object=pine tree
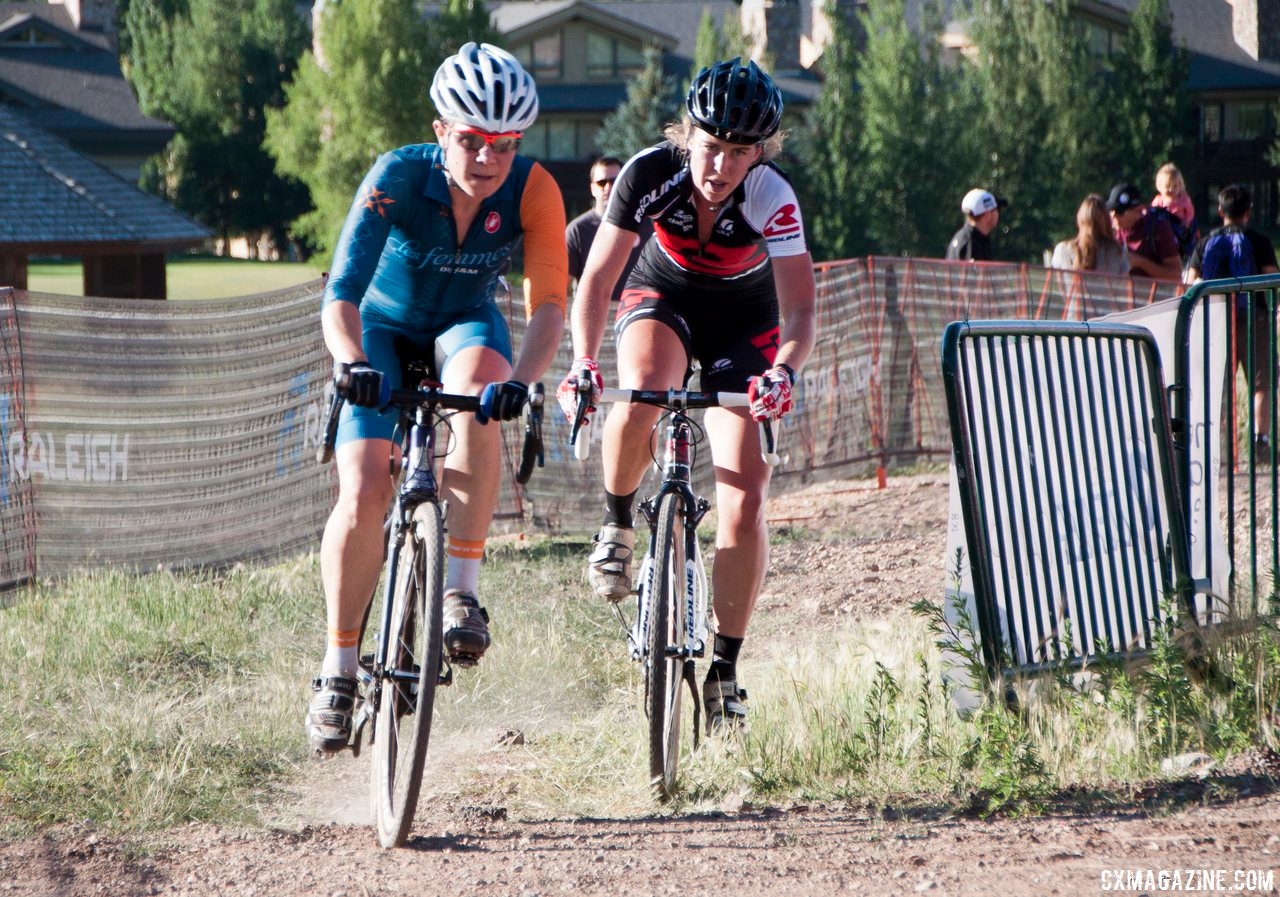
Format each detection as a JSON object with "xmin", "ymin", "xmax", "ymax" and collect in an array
[
  {"xmin": 594, "ymin": 45, "xmax": 680, "ymax": 159},
  {"xmin": 1106, "ymin": 0, "xmax": 1191, "ymax": 187},
  {"xmin": 966, "ymin": 0, "xmax": 1103, "ymax": 260},
  {"xmin": 691, "ymin": 8, "xmax": 725, "ymax": 79},
  {"xmin": 792, "ymin": 5, "xmax": 867, "ymax": 262},
  {"xmin": 856, "ymin": 0, "xmax": 980, "ymax": 256}
]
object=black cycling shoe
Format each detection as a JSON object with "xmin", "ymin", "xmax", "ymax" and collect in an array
[
  {"xmin": 443, "ymin": 591, "xmax": 491, "ymax": 667},
  {"xmin": 305, "ymin": 675, "xmax": 360, "ymax": 754},
  {"xmin": 703, "ymin": 677, "xmax": 749, "ymax": 734}
]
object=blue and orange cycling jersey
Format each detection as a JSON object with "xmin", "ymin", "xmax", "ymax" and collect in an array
[{"xmin": 322, "ymin": 142, "xmax": 567, "ymax": 330}]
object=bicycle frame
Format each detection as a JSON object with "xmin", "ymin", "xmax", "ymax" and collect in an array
[
  {"xmin": 356, "ymin": 400, "xmax": 452, "ymax": 749},
  {"xmin": 632, "ymin": 393, "xmax": 711, "ymax": 667}
]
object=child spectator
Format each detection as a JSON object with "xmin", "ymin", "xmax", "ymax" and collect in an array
[
  {"xmin": 1050, "ymin": 194, "xmax": 1129, "ymax": 274},
  {"xmin": 1152, "ymin": 162, "xmax": 1195, "ymax": 230}
]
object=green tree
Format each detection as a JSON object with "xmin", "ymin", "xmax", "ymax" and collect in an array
[
  {"xmin": 690, "ymin": 7, "xmax": 754, "ymax": 78},
  {"xmin": 1105, "ymin": 0, "xmax": 1191, "ymax": 187},
  {"xmin": 791, "ymin": 5, "xmax": 867, "ymax": 262},
  {"xmin": 595, "ymin": 44, "xmax": 680, "ymax": 159},
  {"xmin": 856, "ymin": 0, "xmax": 980, "ymax": 256},
  {"xmin": 265, "ymin": 0, "xmax": 497, "ymax": 257},
  {"xmin": 691, "ymin": 8, "xmax": 725, "ymax": 79},
  {"xmin": 966, "ymin": 0, "xmax": 1104, "ymax": 260},
  {"xmin": 122, "ymin": 0, "xmax": 311, "ymax": 253}
]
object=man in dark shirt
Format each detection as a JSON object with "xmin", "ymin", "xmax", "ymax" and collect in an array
[
  {"xmin": 1185, "ymin": 184, "xmax": 1280, "ymax": 450},
  {"xmin": 946, "ymin": 188, "xmax": 1006, "ymax": 261},
  {"xmin": 564, "ymin": 156, "xmax": 651, "ymax": 302},
  {"xmin": 1107, "ymin": 183, "xmax": 1182, "ymax": 281}
]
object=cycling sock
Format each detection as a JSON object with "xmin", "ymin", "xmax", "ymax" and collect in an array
[
  {"xmin": 321, "ymin": 627, "xmax": 361, "ymax": 678},
  {"xmin": 445, "ymin": 537, "xmax": 485, "ymax": 595},
  {"xmin": 707, "ymin": 634, "xmax": 744, "ymax": 685},
  {"xmin": 603, "ymin": 489, "xmax": 637, "ymax": 528}
]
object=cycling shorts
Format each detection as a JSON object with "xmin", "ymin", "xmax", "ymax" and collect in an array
[
  {"xmin": 336, "ymin": 301, "xmax": 512, "ymax": 447},
  {"xmin": 613, "ymin": 286, "xmax": 780, "ymax": 393}
]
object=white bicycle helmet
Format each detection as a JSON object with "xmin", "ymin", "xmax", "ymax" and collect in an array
[{"xmin": 430, "ymin": 42, "xmax": 539, "ymax": 133}]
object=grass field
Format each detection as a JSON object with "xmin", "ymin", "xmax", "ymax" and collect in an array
[
  {"xmin": 27, "ymin": 256, "xmax": 325, "ymax": 300},
  {"xmin": 1, "ymin": 531, "xmax": 1277, "ymax": 837}
]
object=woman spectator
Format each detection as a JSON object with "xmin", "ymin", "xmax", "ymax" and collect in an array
[{"xmin": 1050, "ymin": 194, "xmax": 1129, "ymax": 275}]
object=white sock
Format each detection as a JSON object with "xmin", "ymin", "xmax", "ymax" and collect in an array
[
  {"xmin": 445, "ymin": 537, "xmax": 484, "ymax": 595},
  {"xmin": 320, "ymin": 627, "xmax": 360, "ymax": 678}
]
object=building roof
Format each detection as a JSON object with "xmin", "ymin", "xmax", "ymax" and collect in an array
[
  {"xmin": 492, "ymin": 0, "xmax": 735, "ymax": 60},
  {"xmin": 1167, "ymin": 0, "xmax": 1280, "ymax": 89},
  {"xmin": 0, "ymin": 104, "xmax": 208, "ymax": 251},
  {"xmin": 0, "ymin": 2, "xmax": 174, "ymax": 150}
]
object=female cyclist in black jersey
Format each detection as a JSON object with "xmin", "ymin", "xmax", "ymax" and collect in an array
[{"xmin": 557, "ymin": 59, "xmax": 817, "ymax": 731}]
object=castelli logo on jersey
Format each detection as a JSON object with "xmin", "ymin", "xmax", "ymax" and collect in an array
[
  {"xmin": 484, "ymin": 211, "xmax": 501, "ymax": 233},
  {"xmin": 763, "ymin": 203, "xmax": 800, "ymax": 237}
]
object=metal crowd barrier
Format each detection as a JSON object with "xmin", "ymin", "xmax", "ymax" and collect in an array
[
  {"xmin": 942, "ymin": 321, "xmax": 1195, "ymax": 682},
  {"xmin": 1174, "ymin": 273, "xmax": 1280, "ymax": 619}
]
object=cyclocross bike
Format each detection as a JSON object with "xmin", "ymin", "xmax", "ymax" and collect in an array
[
  {"xmin": 318, "ymin": 365, "xmax": 544, "ymax": 847},
  {"xmin": 570, "ymin": 383, "xmax": 778, "ymax": 799}
]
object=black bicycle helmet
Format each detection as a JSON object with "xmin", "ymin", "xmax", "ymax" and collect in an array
[{"xmin": 686, "ymin": 58, "xmax": 783, "ymax": 145}]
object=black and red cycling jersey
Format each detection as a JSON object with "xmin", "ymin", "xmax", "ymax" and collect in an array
[{"xmin": 603, "ymin": 141, "xmax": 808, "ymax": 300}]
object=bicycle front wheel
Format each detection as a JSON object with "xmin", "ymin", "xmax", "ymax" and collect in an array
[
  {"xmin": 647, "ymin": 491, "xmax": 688, "ymax": 800},
  {"xmin": 371, "ymin": 501, "xmax": 445, "ymax": 848}
]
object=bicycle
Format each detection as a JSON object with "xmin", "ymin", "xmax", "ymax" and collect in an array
[
  {"xmin": 570, "ymin": 384, "xmax": 778, "ymax": 800},
  {"xmin": 317, "ymin": 364, "xmax": 544, "ymax": 847}
]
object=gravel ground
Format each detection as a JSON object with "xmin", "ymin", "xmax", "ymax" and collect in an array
[{"xmin": 5, "ymin": 473, "xmax": 1278, "ymax": 897}]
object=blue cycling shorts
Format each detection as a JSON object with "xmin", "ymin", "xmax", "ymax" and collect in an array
[{"xmin": 336, "ymin": 301, "xmax": 512, "ymax": 447}]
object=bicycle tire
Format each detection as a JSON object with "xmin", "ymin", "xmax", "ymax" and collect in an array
[
  {"xmin": 371, "ymin": 500, "xmax": 445, "ymax": 848},
  {"xmin": 647, "ymin": 491, "xmax": 687, "ymax": 800}
]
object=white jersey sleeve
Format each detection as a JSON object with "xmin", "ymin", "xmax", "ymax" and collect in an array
[{"xmin": 740, "ymin": 165, "xmax": 809, "ymax": 259}]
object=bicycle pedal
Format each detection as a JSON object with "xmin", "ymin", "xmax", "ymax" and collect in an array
[{"xmin": 447, "ymin": 651, "xmax": 481, "ymax": 669}]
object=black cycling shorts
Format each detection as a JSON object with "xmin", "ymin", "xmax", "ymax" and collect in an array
[{"xmin": 613, "ymin": 285, "xmax": 780, "ymax": 393}]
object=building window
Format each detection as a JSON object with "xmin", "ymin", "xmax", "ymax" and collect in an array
[
  {"xmin": 521, "ymin": 120, "xmax": 581, "ymax": 161},
  {"xmin": 586, "ymin": 30, "xmax": 645, "ymax": 80},
  {"xmin": 514, "ymin": 32, "xmax": 562, "ymax": 82},
  {"xmin": 1202, "ymin": 103, "xmax": 1222, "ymax": 144},
  {"xmin": 1224, "ymin": 101, "xmax": 1269, "ymax": 142},
  {"xmin": 1083, "ymin": 22, "xmax": 1117, "ymax": 58},
  {"xmin": 0, "ymin": 27, "xmax": 64, "ymax": 47}
]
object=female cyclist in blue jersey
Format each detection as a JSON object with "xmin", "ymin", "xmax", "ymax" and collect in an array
[
  {"xmin": 557, "ymin": 59, "xmax": 817, "ymax": 731},
  {"xmin": 306, "ymin": 43, "xmax": 569, "ymax": 754}
]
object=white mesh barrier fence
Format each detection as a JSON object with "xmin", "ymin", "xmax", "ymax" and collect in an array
[{"xmin": 0, "ymin": 260, "xmax": 1179, "ymax": 587}]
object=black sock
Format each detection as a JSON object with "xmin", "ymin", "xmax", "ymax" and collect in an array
[
  {"xmin": 707, "ymin": 634, "xmax": 743, "ymax": 684},
  {"xmin": 603, "ymin": 489, "xmax": 637, "ymax": 528}
]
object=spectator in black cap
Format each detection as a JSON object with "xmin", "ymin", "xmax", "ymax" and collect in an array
[
  {"xmin": 946, "ymin": 188, "xmax": 1007, "ymax": 261},
  {"xmin": 1107, "ymin": 182, "xmax": 1182, "ymax": 281}
]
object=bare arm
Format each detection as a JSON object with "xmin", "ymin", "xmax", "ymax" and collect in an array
[
  {"xmin": 321, "ymin": 301, "xmax": 367, "ymax": 364},
  {"xmin": 771, "ymin": 253, "xmax": 817, "ymax": 373},
  {"xmin": 1131, "ymin": 252, "xmax": 1183, "ymax": 282},
  {"xmin": 511, "ymin": 302, "xmax": 565, "ymax": 386},
  {"xmin": 570, "ymin": 221, "xmax": 638, "ymax": 358}
]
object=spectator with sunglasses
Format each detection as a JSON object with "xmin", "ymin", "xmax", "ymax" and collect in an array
[
  {"xmin": 305, "ymin": 42, "xmax": 568, "ymax": 754},
  {"xmin": 558, "ymin": 59, "xmax": 816, "ymax": 734},
  {"xmin": 565, "ymin": 156, "xmax": 653, "ymax": 304}
]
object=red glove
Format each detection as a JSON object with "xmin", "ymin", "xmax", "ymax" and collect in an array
[
  {"xmin": 747, "ymin": 365, "xmax": 794, "ymax": 421},
  {"xmin": 557, "ymin": 356, "xmax": 604, "ymax": 423}
]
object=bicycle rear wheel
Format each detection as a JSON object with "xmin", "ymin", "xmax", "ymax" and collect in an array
[
  {"xmin": 371, "ymin": 501, "xmax": 445, "ymax": 848},
  {"xmin": 647, "ymin": 491, "xmax": 688, "ymax": 800}
]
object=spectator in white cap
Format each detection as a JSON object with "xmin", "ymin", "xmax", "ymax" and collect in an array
[{"xmin": 946, "ymin": 188, "xmax": 1007, "ymax": 261}]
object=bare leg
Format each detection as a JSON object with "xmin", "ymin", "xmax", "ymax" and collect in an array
[
  {"xmin": 704, "ymin": 406, "xmax": 772, "ymax": 638},
  {"xmin": 439, "ymin": 346, "xmax": 512, "ymax": 543},
  {"xmin": 321, "ymin": 438, "xmax": 396, "ymax": 634},
  {"xmin": 602, "ymin": 320, "xmax": 687, "ymax": 494}
]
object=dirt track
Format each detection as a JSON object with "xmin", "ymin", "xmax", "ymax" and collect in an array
[{"xmin": 5, "ymin": 475, "xmax": 1278, "ymax": 897}]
